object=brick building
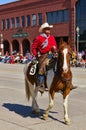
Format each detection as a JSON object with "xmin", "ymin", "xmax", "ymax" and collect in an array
[{"xmin": 0, "ymin": 0, "xmax": 85, "ymax": 55}]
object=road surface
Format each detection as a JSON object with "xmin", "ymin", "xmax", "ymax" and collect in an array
[{"xmin": 0, "ymin": 63, "xmax": 86, "ymax": 130}]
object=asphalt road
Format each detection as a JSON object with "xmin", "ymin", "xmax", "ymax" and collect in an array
[{"xmin": 0, "ymin": 63, "xmax": 86, "ymax": 130}]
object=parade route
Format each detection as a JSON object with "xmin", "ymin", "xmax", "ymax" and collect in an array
[{"xmin": 0, "ymin": 63, "xmax": 86, "ymax": 130}]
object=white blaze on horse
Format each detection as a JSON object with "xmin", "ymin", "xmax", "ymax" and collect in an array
[{"xmin": 24, "ymin": 38, "xmax": 74, "ymax": 125}]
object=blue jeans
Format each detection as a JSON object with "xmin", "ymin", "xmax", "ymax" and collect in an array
[{"xmin": 38, "ymin": 75, "xmax": 44, "ymax": 86}]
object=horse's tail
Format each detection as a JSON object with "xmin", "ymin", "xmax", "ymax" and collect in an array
[
  {"xmin": 25, "ymin": 77, "xmax": 31, "ymax": 101},
  {"xmin": 24, "ymin": 63, "xmax": 31, "ymax": 101}
]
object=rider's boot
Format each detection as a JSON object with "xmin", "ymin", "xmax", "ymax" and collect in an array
[
  {"xmin": 38, "ymin": 85, "xmax": 45, "ymax": 94},
  {"xmin": 70, "ymin": 84, "xmax": 77, "ymax": 90}
]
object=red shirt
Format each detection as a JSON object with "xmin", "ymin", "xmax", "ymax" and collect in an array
[{"xmin": 32, "ymin": 34, "xmax": 58, "ymax": 56}]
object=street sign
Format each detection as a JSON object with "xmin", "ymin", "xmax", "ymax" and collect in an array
[{"xmin": 12, "ymin": 32, "xmax": 28, "ymax": 38}]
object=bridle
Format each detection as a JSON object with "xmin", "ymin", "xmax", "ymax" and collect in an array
[{"xmin": 60, "ymin": 72, "xmax": 72, "ymax": 84}]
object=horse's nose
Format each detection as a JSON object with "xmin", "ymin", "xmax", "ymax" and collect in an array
[{"xmin": 63, "ymin": 67, "xmax": 68, "ymax": 73}]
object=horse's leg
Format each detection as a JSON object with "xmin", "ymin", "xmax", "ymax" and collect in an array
[
  {"xmin": 63, "ymin": 89, "xmax": 71, "ymax": 125},
  {"xmin": 43, "ymin": 90, "xmax": 55, "ymax": 120},
  {"xmin": 26, "ymin": 79, "xmax": 40, "ymax": 114},
  {"xmin": 32, "ymin": 86, "xmax": 40, "ymax": 114}
]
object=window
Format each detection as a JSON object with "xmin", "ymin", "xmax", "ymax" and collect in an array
[
  {"xmin": 6, "ymin": 19, "xmax": 10, "ymax": 29},
  {"xmin": 63, "ymin": 9, "xmax": 68, "ymax": 22},
  {"xmin": 32, "ymin": 14, "xmax": 36, "ymax": 26},
  {"xmin": 46, "ymin": 12, "xmax": 52, "ymax": 24},
  {"xmin": 21, "ymin": 16, "xmax": 25, "ymax": 27},
  {"xmin": 76, "ymin": 0, "xmax": 86, "ymax": 41},
  {"xmin": 16, "ymin": 17, "xmax": 20, "ymax": 28},
  {"xmin": 2, "ymin": 19, "xmax": 5, "ymax": 30},
  {"xmin": 57, "ymin": 11, "xmax": 63, "ymax": 23},
  {"xmin": 46, "ymin": 9, "xmax": 69, "ymax": 24},
  {"xmin": 27, "ymin": 15, "xmax": 30, "ymax": 26},
  {"xmin": 38, "ymin": 13, "xmax": 42, "ymax": 25},
  {"xmin": 11, "ymin": 18, "xmax": 15, "ymax": 29}
]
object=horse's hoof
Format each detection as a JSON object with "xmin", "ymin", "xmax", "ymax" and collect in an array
[
  {"xmin": 65, "ymin": 119, "xmax": 71, "ymax": 125},
  {"xmin": 32, "ymin": 110, "xmax": 40, "ymax": 115},
  {"xmin": 43, "ymin": 113, "xmax": 48, "ymax": 120}
]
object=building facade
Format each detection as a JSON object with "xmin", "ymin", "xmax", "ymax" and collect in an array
[{"xmin": 0, "ymin": 0, "xmax": 85, "ymax": 55}]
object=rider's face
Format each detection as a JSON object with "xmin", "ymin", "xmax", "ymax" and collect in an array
[{"xmin": 43, "ymin": 28, "xmax": 51, "ymax": 35}]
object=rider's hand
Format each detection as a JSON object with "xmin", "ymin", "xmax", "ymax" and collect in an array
[
  {"xmin": 53, "ymin": 52, "xmax": 58, "ymax": 58},
  {"xmin": 37, "ymin": 52, "xmax": 41, "ymax": 58},
  {"xmin": 47, "ymin": 53, "xmax": 52, "ymax": 59}
]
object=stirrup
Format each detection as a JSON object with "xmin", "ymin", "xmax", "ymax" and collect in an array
[{"xmin": 38, "ymin": 86, "xmax": 45, "ymax": 94}]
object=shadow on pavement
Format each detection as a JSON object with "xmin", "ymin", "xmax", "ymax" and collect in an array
[
  {"xmin": 2, "ymin": 103, "xmax": 64, "ymax": 124},
  {"xmin": 2, "ymin": 103, "xmax": 41, "ymax": 118}
]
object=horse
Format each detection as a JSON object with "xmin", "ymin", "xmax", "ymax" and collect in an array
[
  {"xmin": 43, "ymin": 39, "xmax": 72, "ymax": 125},
  {"xmin": 24, "ymin": 52, "xmax": 56, "ymax": 113},
  {"xmin": 24, "ymin": 38, "xmax": 73, "ymax": 125}
]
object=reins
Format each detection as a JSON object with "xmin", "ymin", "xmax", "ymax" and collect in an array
[{"xmin": 60, "ymin": 73, "xmax": 72, "ymax": 84}]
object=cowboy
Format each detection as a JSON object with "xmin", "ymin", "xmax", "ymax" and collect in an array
[
  {"xmin": 32, "ymin": 22, "xmax": 58, "ymax": 93},
  {"xmin": 32, "ymin": 23, "xmax": 77, "ymax": 94}
]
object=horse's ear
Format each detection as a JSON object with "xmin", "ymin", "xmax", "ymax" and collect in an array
[
  {"xmin": 68, "ymin": 38, "xmax": 72, "ymax": 52},
  {"xmin": 60, "ymin": 37, "xmax": 63, "ymax": 44},
  {"xmin": 68, "ymin": 38, "xmax": 71, "ymax": 45},
  {"xmin": 59, "ymin": 37, "xmax": 63, "ymax": 47}
]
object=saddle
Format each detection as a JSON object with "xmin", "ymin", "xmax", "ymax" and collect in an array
[
  {"xmin": 46, "ymin": 57, "xmax": 57, "ymax": 71},
  {"xmin": 29, "ymin": 57, "xmax": 57, "ymax": 75}
]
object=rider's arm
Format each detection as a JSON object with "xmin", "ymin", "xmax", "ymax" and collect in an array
[
  {"xmin": 32, "ymin": 37, "xmax": 39, "ymax": 57},
  {"xmin": 52, "ymin": 36, "xmax": 58, "ymax": 50}
]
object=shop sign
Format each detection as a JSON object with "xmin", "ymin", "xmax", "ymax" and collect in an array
[{"xmin": 12, "ymin": 32, "xmax": 28, "ymax": 38}]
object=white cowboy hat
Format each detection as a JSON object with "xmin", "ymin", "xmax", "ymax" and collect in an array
[{"xmin": 39, "ymin": 22, "xmax": 53, "ymax": 33}]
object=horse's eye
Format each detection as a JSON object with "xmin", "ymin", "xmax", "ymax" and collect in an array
[{"xmin": 68, "ymin": 52, "xmax": 72, "ymax": 55}]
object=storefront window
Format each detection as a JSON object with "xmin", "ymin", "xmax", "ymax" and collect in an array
[
  {"xmin": 21, "ymin": 16, "xmax": 25, "ymax": 27},
  {"xmin": 6, "ymin": 19, "xmax": 10, "ymax": 29},
  {"xmin": 76, "ymin": 0, "xmax": 86, "ymax": 50},
  {"xmin": 27, "ymin": 15, "xmax": 30, "ymax": 27},
  {"xmin": 38, "ymin": 13, "xmax": 42, "ymax": 25},
  {"xmin": 32, "ymin": 14, "xmax": 36, "ymax": 26},
  {"xmin": 16, "ymin": 17, "xmax": 20, "ymax": 28},
  {"xmin": 46, "ymin": 9, "xmax": 68, "ymax": 24},
  {"xmin": 11, "ymin": 18, "xmax": 15, "ymax": 29},
  {"xmin": 2, "ymin": 19, "xmax": 5, "ymax": 30}
]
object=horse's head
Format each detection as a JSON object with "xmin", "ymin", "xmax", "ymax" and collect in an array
[{"xmin": 58, "ymin": 38, "xmax": 72, "ymax": 73}]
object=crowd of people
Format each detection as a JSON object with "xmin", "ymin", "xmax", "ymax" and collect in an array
[
  {"xmin": 0, "ymin": 51, "xmax": 35, "ymax": 64},
  {"xmin": 0, "ymin": 49, "xmax": 86, "ymax": 68},
  {"xmin": 71, "ymin": 49, "xmax": 86, "ymax": 68}
]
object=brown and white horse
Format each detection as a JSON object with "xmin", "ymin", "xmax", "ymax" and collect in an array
[
  {"xmin": 24, "ymin": 55, "xmax": 54, "ymax": 113},
  {"xmin": 24, "ymin": 39, "xmax": 73, "ymax": 125},
  {"xmin": 43, "ymin": 39, "xmax": 72, "ymax": 124}
]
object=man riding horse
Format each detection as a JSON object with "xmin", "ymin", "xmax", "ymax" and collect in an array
[{"xmin": 31, "ymin": 22, "xmax": 77, "ymax": 94}]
